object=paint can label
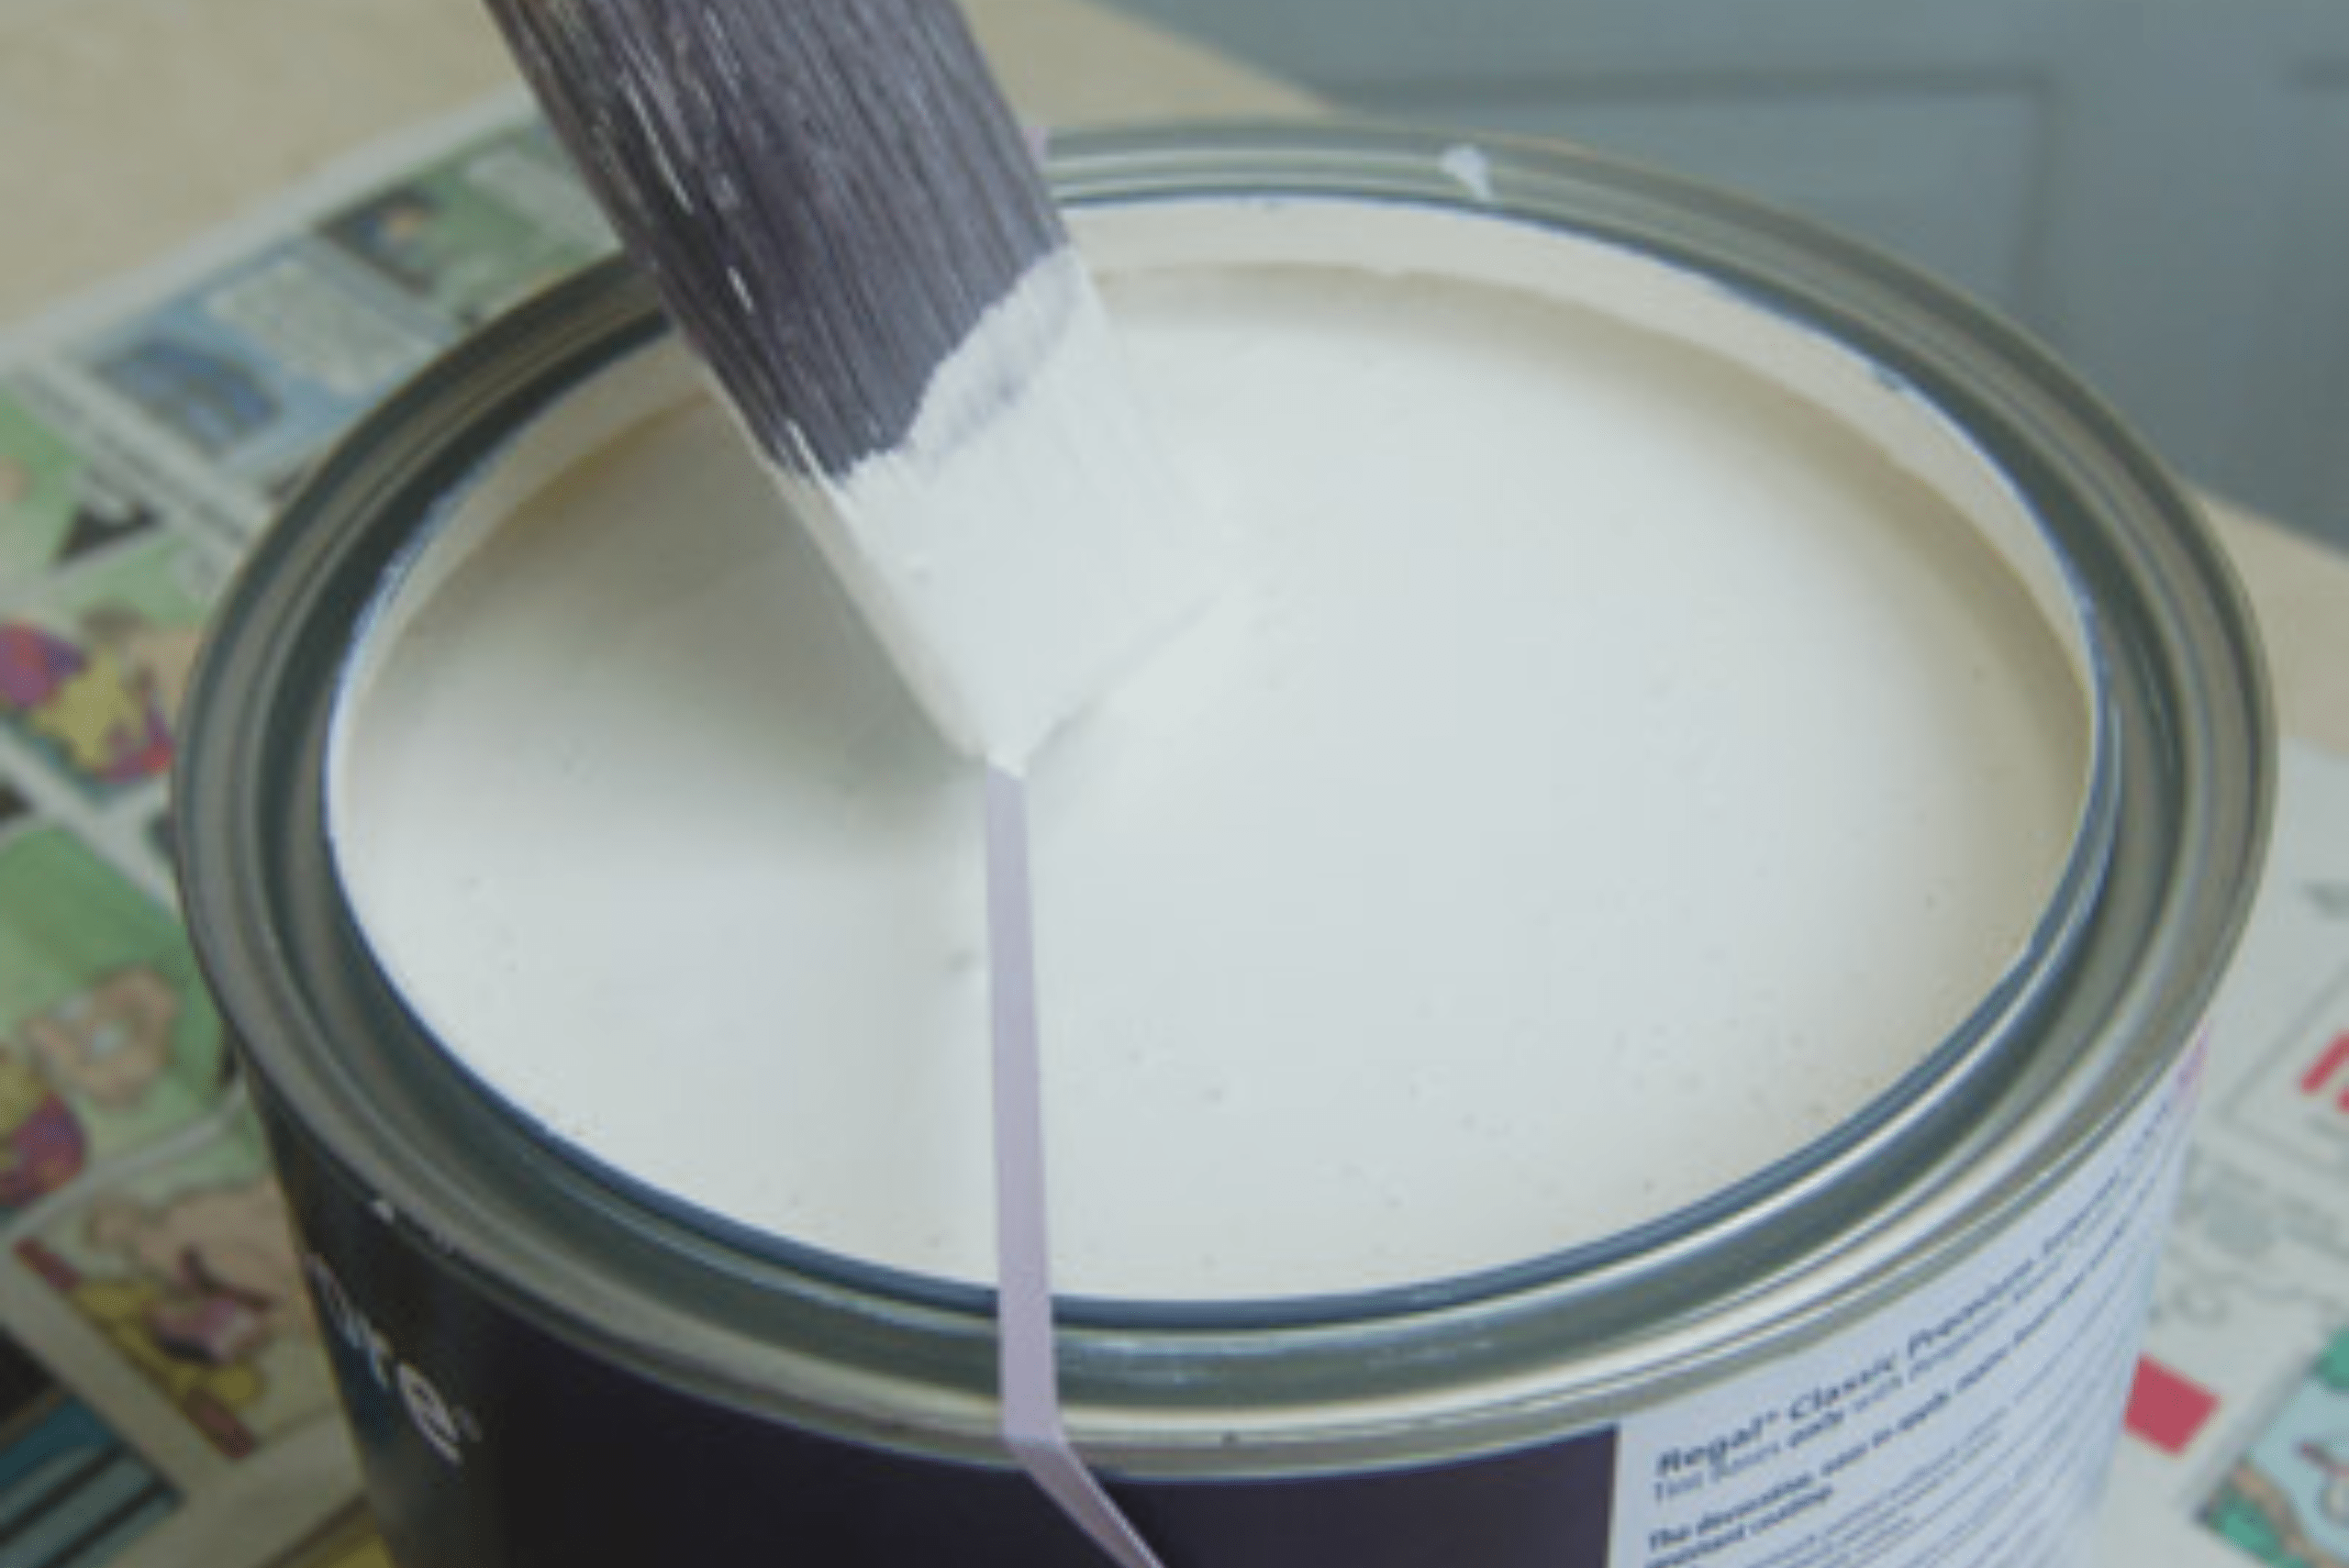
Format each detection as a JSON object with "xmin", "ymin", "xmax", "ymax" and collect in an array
[
  {"xmin": 1606, "ymin": 1049, "xmax": 2200, "ymax": 1568},
  {"xmin": 266, "ymin": 1039, "xmax": 2197, "ymax": 1568}
]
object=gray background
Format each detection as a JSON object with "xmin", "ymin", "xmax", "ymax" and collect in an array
[{"xmin": 1105, "ymin": 0, "xmax": 2349, "ymax": 552}]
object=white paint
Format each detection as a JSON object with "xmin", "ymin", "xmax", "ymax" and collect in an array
[
  {"xmin": 774, "ymin": 250, "xmax": 1224, "ymax": 763},
  {"xmin": 1440, "ymin": 143, "xmax": 1496, "ymax": 202},
  {"xmin": 328, "ymin": 197, "xmax": 2095, "ymax": 1304}
]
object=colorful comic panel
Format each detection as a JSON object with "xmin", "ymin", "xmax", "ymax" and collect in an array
[
  {"xmin": 2199, "ymin": 1329, "xmax": 2349, "ymax": 1567},
  {"xmin": 0, "ymin": 828, "xmax": 231, "ymax": 1210},
  {"xmin": 15, "ymin": 1111, "xmax": 332, "ymax": 1462},
  {"xmin": 0, "ymin": 385, "xmax": 159, "ymax": 584},
  {"xmin": 317, "ymin": 125, "xmax": 611, "ymax": 329},
  {"xmin": 0, "ymin": 1326, "xmax": 178, "ymax": 1565},
  {"xmin": 0, "ymin": 533, "xmax": 224, "ymax": 799},
  {"xmin": 76, "ymin": 243, "xmax": 440, "ymax": 492},
  {"xmin": 2215, "ymin": 969, "xmax": 2349, "ymax": 1180}
]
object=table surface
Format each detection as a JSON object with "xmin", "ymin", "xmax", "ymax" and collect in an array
[{"xmin": 6, "ymin": 0, "xmax": 2340, "ymax": 753}]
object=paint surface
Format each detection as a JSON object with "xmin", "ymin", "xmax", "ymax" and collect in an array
[{"xmin": 328, "ymin": 197, "xmax": 2092, "ymax": 1302}]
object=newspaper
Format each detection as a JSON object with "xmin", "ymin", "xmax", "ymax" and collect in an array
[
  {"xmin": 2099, "ymin": 740, "xmax": 2349, "ymax": 1568},
  {"xmin": 1, "ymin": 92, "xmax": 2342, "ymax": 1568},
  {"xmin": 0, "ymin": 93, "xmax": 605, "ymax": 1568}
]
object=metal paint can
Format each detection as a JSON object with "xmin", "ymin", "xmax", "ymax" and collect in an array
[{"xmin": 175, "ymin": 125, "xmax": 2269, "ymax": 1567}]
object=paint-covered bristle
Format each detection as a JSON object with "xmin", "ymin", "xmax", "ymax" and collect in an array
[
  {"xmin": 485, "ymin": 0, "xmax": 1066, "ymax": 477},
  {"xmin": 483, "ymin": 0, "xmax": 1224, "ymax": 761}
]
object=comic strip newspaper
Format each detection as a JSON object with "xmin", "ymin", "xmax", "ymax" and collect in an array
[
  {"xmin": 2099, "ymin": 742, "xmax": 2349, "ymax": 1568},
  {"xmin": 0, "ymin": 94, "xmax": 607, "ymax": 1568},
  {"xmin": 2, "ymin": 90, "xmax": 2346, "ymax": 1568}
]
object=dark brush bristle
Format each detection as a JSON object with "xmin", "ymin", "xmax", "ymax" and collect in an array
[{"xmin": 486, "ymin": 0, "xmax": 1068, "ymax": 477}]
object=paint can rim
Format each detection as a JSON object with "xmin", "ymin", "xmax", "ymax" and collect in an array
[{"xmin": 175, "ymin": 121, "xmax": 2270, "ymax": 1473}]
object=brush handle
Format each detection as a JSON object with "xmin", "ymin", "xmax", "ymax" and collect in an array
[{"xmin": 484, "ymin": 0, "xmax": 1066, "ymax": 478}]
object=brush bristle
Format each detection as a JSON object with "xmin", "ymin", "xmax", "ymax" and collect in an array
[{"xmin": 486, "ymin": 0, "xmax": 1067, "ymax": 477}]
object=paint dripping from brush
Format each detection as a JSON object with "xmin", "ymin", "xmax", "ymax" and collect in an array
[{"xmin": 985, "ymin": 763, "xmax": 1170, "ymax": 1568}]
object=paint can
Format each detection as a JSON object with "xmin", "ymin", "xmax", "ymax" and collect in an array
[{"xmin": 176, "ymin": 125, "xmax": 2269, "ymax": 1567}]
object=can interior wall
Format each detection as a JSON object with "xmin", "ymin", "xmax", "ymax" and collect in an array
[{"xmin": 175, "ymin": 125, "xmax": 2271, "ymax": 1565}]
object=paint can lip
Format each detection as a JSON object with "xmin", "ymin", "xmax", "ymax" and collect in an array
[{"xmin": 175, "ymin": 121, "xmax": 2271, "ymax": 1463}]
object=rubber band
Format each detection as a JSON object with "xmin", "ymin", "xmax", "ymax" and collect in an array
[{"xmin": 984, "ymin": 763, "xmax": 1167, "ymax": 1568}]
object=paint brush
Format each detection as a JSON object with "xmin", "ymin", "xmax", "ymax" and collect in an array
[{"xmin": 481, "ymin": 0, "xmax": 1217, "ymax": 762}]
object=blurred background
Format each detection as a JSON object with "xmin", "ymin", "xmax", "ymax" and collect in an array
[{"xmin": 1104, "ymin": 0, "xmax": 2349, "ymax": 554}]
